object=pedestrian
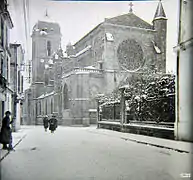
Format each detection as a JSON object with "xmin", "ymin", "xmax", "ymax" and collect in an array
[
  {"xmin": 49, "ymin": 115, "xmax": 58, "ymax": 133},
  {"xmin": 0, "ymin": 111, "xmax": 14, "ymax": 151},
  {"xmin": 43, "ymin": 115, "xmax": 49, "ymax": 132}
]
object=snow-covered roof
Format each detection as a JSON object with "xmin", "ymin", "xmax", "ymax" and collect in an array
[
  {"xmin": 37, "ymin": 91, "xmax": 55, "ymax": 99},
  {"xmin": 37, "ymin": 94, "xmax": 45, "ymax": 99},
  {"xmin": 77, "ymin": 45, "xmax": 92, "ymax": 56},
  {"xmin": 88, "ymin": 109, "xmax": 97, "ymax": 112},
  {"xmin": 44, "ymin": 91, "xmax": 55, "ymax": 97},
  {"xmin": 69, "ymin": 45, "xmax": 92, "ymax": 58},
  {"xmin": 84, "ymin": 66, "xmax": 96, "ymax": 69},
  {"xmin": 75, "ymin": 71, "xmax": 90, "ymax": 75},
  {"xmin": 100, "ymin": 100, "xmax": 120, "ymax": 107}
]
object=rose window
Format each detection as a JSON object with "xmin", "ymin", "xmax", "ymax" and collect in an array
[{"xmin": 117, "ymin": 39, "xmax": 144, "ymax": 70}]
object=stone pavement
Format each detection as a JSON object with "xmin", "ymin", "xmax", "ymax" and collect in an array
[
  {"xmin": 2, "ymin": 126, "xmax": 192, "ymax": 180},
  {"xmin": 88, "ymin": 126, "xmax": 193, "ymax": 154},
  {"xmin": 1, "ymin": 125, "xmax": 193, "ymax": 163},
  {"xmin": 0, "ymin": 126, "xmax": 29, "ymax": 161}
]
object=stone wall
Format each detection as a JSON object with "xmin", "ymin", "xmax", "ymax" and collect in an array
[
  {"xmin": 74, "ymin": 25, "xmax": 105, "ymax": 67},
  {"xmin": 61, "ymin": 69, "xmax": 104, "ymax": 125},
  {"xmin": 103, "ymin": 23, "xmax": 157, "ymax": 71}
]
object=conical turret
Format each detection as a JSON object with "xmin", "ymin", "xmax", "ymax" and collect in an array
[
  {"xmin": 153, "ymin": 0, "xmax": 167, "ymax": 20},
  {"xmin": 152, "ymin": 0, "xmax": 167, "ymax": 73}
]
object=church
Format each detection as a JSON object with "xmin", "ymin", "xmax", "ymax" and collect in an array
[{"xmin": 24, "ymin": 1, "xmax": 167, "ymax": 126}]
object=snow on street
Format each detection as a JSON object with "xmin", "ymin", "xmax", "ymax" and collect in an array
[{"xmin": 1, "ymin": 126, "xmax": 192, "ymax": 180}]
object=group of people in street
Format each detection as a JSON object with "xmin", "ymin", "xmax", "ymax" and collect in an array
[
  {"xmin": 0, "ymin": 112, "xmax": 58, "ymax": 151},
  {"xmin": 43, "ymin": 115, "xmax": 58, "ymax": 133},
  {"xmin": 0, "ymin": 111, "xmax": 14, "ymax": 151}
]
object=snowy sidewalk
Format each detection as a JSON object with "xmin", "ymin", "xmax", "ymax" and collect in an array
[
  {"xmin": 88, "ymin": 127, "xmax": 193, "ymax": 154},
  {"xmin": 0, "ymin": 126, "xmax": 30, "ymax": 161}
]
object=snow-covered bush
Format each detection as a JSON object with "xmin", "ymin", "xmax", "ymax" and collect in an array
[
  {"xmin": 125, "ymin": 73, "xmax": 175, "ymax": 122},
  {"xmin": 98, "ymin": 73, "xmax": 175, "ymax": 123}
]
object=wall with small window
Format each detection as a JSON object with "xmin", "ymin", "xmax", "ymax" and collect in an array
[{"xmin": 47, "ymin": 40, "xmax": 51, "ymax": 56}]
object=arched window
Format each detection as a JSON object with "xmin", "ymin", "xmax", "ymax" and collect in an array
[
  {"xmin": 63, "ymin": 84, "xmax": 69, "ymax": 109},
  {"xmin": 39, "ymin": 101, "xmax": 41, "ymax": 115},
  {"xmin": 47, "ymin": 41, "xmax": 51, "ymax": 56}
]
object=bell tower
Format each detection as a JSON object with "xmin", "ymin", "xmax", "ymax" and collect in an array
[{"xmin": 31, "ymin": 16, "xmax": 61, "ymax": 98}]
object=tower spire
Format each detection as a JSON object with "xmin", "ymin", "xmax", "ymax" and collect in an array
[
  {"xmin": 45, "ymin": 9, "xmax": 49, "ymax": 18},
  {"xmin": 41, "ymin": 9, "xmax": 56, "ymax": 23},
  {"xmin": 129, "ymin": 2, "xmax": 133, "ymax": 13},
  {"xmin": 153, "ymin": 0, "xmax": 166, "ymax": 20}
]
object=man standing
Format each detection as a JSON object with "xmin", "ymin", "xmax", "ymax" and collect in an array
[
  {"xmin": 0, "ymin": 111, "xmax": 14, "ymax": 151},
  {"xmin": 43, "ymin": 115, "xmax": 49, "ymax": 132}
]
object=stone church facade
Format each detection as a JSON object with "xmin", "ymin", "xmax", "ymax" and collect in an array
[{"xmin": 24, "ymin": 1, "xmax": 167, "ymax": 126}]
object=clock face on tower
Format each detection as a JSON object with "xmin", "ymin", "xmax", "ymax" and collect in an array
[{"xmin": 117, "ymin": 39, "xmax": 144, "ymax": 71}]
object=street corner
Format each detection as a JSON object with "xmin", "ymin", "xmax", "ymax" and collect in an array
[
  {"xmin": 0, "ymin": 131, "xmax": 27, "ymax": 162},
  {"xmin": 0, "ymin": 146, "xmax": 16, "ymax": 162}
]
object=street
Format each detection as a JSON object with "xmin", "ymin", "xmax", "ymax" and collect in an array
[{"xmin": 1, "ymin": 126, "xmax": 193, "ymax": 180}]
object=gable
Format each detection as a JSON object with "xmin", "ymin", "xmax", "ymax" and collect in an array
[{"xmin": 105, "ymin": 13, "xmax": 153, "ymax": 30}]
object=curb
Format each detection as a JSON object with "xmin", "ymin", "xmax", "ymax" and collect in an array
[
  {"xmin": 0, "ymin": 134, "xmax": 27, "ymax": 162},
  {"xmin": 120, "ymin": 137, "xmax": 190, "ymax": 154},
  {"xmin": 88, "ymin": 129, "xmax": 192, "ymax": 154}
]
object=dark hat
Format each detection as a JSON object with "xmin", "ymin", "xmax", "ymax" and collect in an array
[{"xmin": 5, "ymin": 111, "xmax": 11, "ymax": 115}]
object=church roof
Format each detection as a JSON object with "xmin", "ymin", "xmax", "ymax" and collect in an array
[
  {"xmin": 153, "ymin": 1, "xmax": 166, "ymax": 20},
  {"xmin": 73, "ymin": 8, "xmax": 154, "ymax": 46},
  {"xmin": 32, "ymin": 20, "xmax": 61, "ymax": 35},
  {"xmin": 37, "ymin": 21, "xmax": 60, "ymax": 31},
  {"xmin": 32, "ymin": 10, "xmax": 61, "ymax": 36},
  {"xmin": 105, "ymin": 12, "xmax": 153, "ymax": 30}
]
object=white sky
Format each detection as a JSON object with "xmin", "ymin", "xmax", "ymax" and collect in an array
[{"xmin": 8, "ymin": 0, "xmax": 179, "ymax": 87}]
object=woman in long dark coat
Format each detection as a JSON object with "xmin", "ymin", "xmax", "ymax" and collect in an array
[
  {"xmin": 0, "ymin": 111, "xmax": 14, "ymax": 150},
  {"xmin": 43, "ymin": 115, "xmax": 49, "ymax": 132},
  {"xmin": 49, "ymin": 115, "xmax": 58, "ymax": 133}
]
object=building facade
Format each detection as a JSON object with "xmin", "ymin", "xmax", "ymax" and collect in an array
[
  {"xmin": 25, "ymin": 1, "xmax": 167, "ymax": 126},
  {"xmin": 174, "ymin": 0, "xmax": 193, "ymax": 142},
  {"xmin": 0, "ymin": 0, "xmax": 14, "ymax": 128},
  {"xmin": 24, "ymin": 20, "xmax": 61, "ymax": 125},
  {"xmin": 9, "ymin": 43, "xmax": 24, "ymax": 131}
]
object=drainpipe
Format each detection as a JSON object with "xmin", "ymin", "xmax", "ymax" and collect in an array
[
  {"xmin": 175, "ymin": 0, "xmax": 182, "ymax": 140},
  {"xmin": 13, "ymin": 46, "xmax": 18, "ymax": 132}
]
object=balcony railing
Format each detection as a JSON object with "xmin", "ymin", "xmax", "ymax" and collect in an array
[{"xmin": 0, "ymin": 73, "xmax": 7, "ymax": 90}]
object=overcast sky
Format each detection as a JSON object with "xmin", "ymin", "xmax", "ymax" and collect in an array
[{"xmin": 8, "ymin": 0, "xmax": 179, "ymax": 87}]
